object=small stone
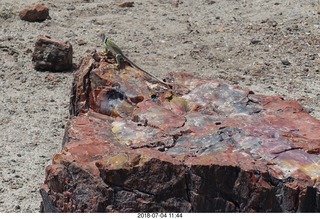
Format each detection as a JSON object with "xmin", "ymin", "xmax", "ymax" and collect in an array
[
  {"xmin": 31, "ymin": 187, "xmax": 38, "ymax": 193},
  {"xmin": 117, "ymin": 2, "xmax": 134, "ymax": 8},
  {"xmin": 66, "ymin": 5, "xmax": 76, "ymax": 11},
  {"xmin": 271, "ymin": 21, "xmax": 278, "ymax": 27},
  {"xmin": 77, "ymin": 39, "xmax": 87, "ymax": 46},
  {"xmin": 19, "ymin": 4, "xmax": 49, "ymax": 22},
  {"xmin": 2, "ymin": 177, "xmax": 11, "ymax": 182},
  {"xmin": 281, "ymin": 59, "xmax": 291, "ymax": 66},
  {"xmin": 32, "ymin": 35, "xmax": 73, "ymax": 71},
  {"xmin": 18, "ymin": 195, "xmax": 26, "ymax": 200},
  {"xmin": 207, "ymin": 0, "xmax": 216, "ymax": 4},
  {"xmin": 292, "ymin": 24, "xmax": 299, "ymax": 29},
  {"xmin": 250, "ymin": 39, "xmax": 261, "ymax": 45}
]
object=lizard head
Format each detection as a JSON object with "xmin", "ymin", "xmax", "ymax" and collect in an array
[
  {"xmin": 99, "ymin": 33, "xmax": 108, "ymax": 44},
  {"xmin": 103, "ymin": 36, "xmax": 108, "ymax": 44}
]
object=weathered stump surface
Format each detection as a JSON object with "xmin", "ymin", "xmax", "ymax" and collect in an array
[{"xmin": 40, "ymin": 51, "xmax": 320, "ymax": 212}]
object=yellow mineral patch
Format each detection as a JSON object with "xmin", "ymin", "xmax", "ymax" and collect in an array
[
  {"xmin": 111, "ymin": 121, "xmax": 125, "ymax": 134},
  {"xmin": 170, "ymin": 97, "xmax": 190, "ymax": 112},
  {"xmin": 275, "ymin": 159, "xmax": 320, "ymax": 182},
  {"xmin": 300, "ymin": 164, "xmax": 320, "ymax": 182},
  {"xmin": 107, "ymin": 152, "xmax": 130, "ymax": 169},
  {"xmin": 273, "ymin": 159, "xmax": 299, "ymax": 177},
  {"xmin": 129, "ymin": 154, "xmax": 143, "ymax": 167}
]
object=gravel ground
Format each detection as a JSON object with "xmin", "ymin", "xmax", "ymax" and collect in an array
[{"xmin": 0, "ymin": 0, "xmax": 320, "ymax": 212}]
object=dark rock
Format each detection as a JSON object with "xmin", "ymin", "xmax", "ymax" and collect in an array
[
  {"xmin": 19, "ymin": 4, "xmax": 49, "ymax": 22},
  {"xmin": 41, "ymin": 51, "xmax": 320, "ymax": 212},
  {"xmin": 281, "ymin": 60, "xmax": 291, "ymax": 66},
  {"xmin": 32, "ymin": 35, "xmax": 73, "ymax": 72},
  {"xmin": 117, "ymin": 2, "xmax": 135, "ymax": 8},
  {"xmin": 250, "ymin": 39, "xmax": 261, "ymax": 45}
]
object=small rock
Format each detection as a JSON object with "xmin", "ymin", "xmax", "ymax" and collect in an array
[
  {"xmin": 77, "ymin": 39, "xmax": 87, "ymax": 46},
  {"xmin": 281, "ymin": 60, "xmax": 291, "ymax": 66},
  {"xmin": 32, "ymin": 35, "xmax": 73, "ymax": 71},
  {"xmin": 66, "ymin": 5, "xmax": 76, "ymax": 11},
  {"xmin": 19, "ymin": 4, "xmax": 49, "ymax": 22},
  {"xmin": 24, "ymin": 48, "xmax": 33, "ymax": 54},
  {"xmin": 250, "ymin": 39, "xmax": 261, "ymax": 45},
  {"xmin": 207, "ymin": 0, "xmax": 216, "ymax": 4},
  {"xmin": 117, "ymin": 2, "xmax": 135, "ymax": 8},
  {"xmin": 10, "ymin": 184, "xmax": 17, "ymax": 189},
  {"xmin": 31, "ymin": 187, "xmax": 38, "ymax": 193},
  {"xmin": 18, "ymin": 195, "xmax": 26, "ymax": 201},
  {"xmin": 270, "ymin": 21, "xmax": 278, "ymax": 27}
]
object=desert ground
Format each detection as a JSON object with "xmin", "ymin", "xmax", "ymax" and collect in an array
[{"xmin": 0, "ymin": 0, "xmax": 319, "ymax": 212}]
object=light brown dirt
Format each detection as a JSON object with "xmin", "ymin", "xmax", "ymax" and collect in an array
[{"xmin": 0, "ymin": 0, "xmax": 319, "ymax": 212}]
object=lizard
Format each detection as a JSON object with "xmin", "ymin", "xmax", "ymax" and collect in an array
[{"xmin": 103, "ymin": 35, "xmax": 177, "ymax": 89}]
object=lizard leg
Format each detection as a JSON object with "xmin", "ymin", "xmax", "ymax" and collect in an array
[
  {"xmin": 115, "ymin": 54, "xmax": 124, "ymax": 69},
  {"xmin": 101, "ymin": 45, "xmax": 108, "ymax": 56}
]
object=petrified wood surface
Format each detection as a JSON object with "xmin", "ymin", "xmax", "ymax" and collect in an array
[
  {"xmin": 32, "ymin": 35, "xmax": 73, "ymax": 72},
  {"xmin": 40, "ymin": 51, "xmax": 320, "ymax": 212}
]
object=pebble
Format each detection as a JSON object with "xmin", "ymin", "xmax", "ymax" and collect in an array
[
  {"xmin": 66, "ymin": 5, "xmax": 76, "ymax": 11},
  {"xmin": 18, "ymin": 195, "xmax": 26, "ymax": 201},
  {"xmin": 250, "ymin": 39, "xmax": 261, "ymax": 45},
  {"xmin": 271, "ymin": 21, "xmax": 278, "ymax": 27},
  {"xmin": 117, "ymin": 2, "xmax": 135, "ymax": 8},
  {"xmin": 10, "ymin": 182, "xmax": 23, "ymax": 189},
  {"xmin": 281, "ymin": 60, "xmax": 291, "ymax": 66},
  {"xmin": 77, "ymin": 39, "xmax": 87, "ymax": 46}
]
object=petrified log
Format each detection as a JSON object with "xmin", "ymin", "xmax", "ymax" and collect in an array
[
  {"xmin": 40, "ymin": 51, "xmax": 320, "ymax": 212},
  {"xmin": 32, "ymin": 35, "xmax": 73, "ymax": 72}
]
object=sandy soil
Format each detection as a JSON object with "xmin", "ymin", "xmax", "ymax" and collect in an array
[{"xmin": 0, "ymin": 0, "xmax": 319, "ymax": 212}]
